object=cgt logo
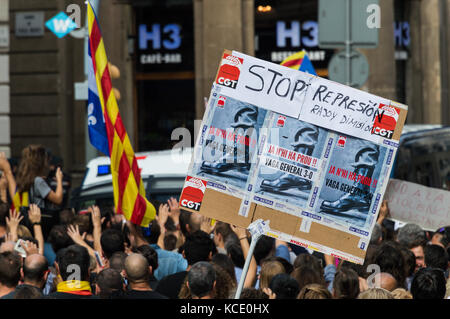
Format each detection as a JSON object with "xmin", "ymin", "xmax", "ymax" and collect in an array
[
  {"xmin": 337, "ymin": 135, "xmax": 347, "ymax": 147},
  {"xmin": 372, "ymin": 126, "xmax": 394, "ymax": 139},
  {"xmin": 217, "ymin": 96, "xmax": 226, "ymax": 108},
  {"xmin": 276, "ymin": 115, "xmax": 286, "ymax": 127},
  {"xmin": 217, "ymin": 77, "xmax": 238, "ymax": 89},
  {"xmin": 216, "ymin": 53, "xmax": 243, "ymax": 89},
  {"xmin": 372, "ymin": 104, "xmax": 400, "ymax": 140},
  {"xmin": 181, "ymin": 199, "xmax": 201, "ymax": 211},
  {"xmin": 180, "ymin": 176, "xmax": 207, "ymax": 212}
]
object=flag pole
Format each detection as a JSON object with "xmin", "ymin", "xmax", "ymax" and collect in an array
[
  {"xmin": 234, "ymin": 232, "xmax": 263, "ymax": 299},
  {"xmin": 234, "ymin": 219, "xmax": 269, "ymax": 299}
]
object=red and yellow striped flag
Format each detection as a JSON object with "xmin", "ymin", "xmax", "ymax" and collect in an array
[
  {"xmin": 280, "ymin": 50, "xmax": 317, "ymax": 76},
  {"xmin": 87, "ymin": 2, "xmax": 156, "ymax": 227},
  {"xmin": 280, "ymin": 51, "xmax": 306, "ymax": 69},
  {"xmin": 12, "ymin": 191, "xmax": 28, "ymax": 212}
]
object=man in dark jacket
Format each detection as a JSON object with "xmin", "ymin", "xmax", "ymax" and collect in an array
[{"xmin": 47, "ymin": 245, "xmax": 97, "ymax": 299}]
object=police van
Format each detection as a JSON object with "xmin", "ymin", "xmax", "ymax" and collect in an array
[
  {"xmin": 70, "ymin": 148, "xmax": 193, "ymax": 211},
  {"xmin": 391, "ymin": 124, "xmax": 450, "ymax": 190}
]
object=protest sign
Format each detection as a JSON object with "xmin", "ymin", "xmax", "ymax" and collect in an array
[
  {"xmin": 384, "ymin": 179, "xmax": 450, "ymax": 231},
  {"xmin": 215, "ymin": 51, "xmax": 312, "ymax": 118},
  {"xmin": 300, "ymin": 78, "xmax": 406, "ymax": 144},
  {"xmin": 181, "ymin": 50, "xmax": 408, "ymax": 264}
]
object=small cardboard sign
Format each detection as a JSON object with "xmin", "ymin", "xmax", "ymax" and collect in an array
[{"xmin": 384, "ymin": 179, "xmax": 450, "ymax": 231}]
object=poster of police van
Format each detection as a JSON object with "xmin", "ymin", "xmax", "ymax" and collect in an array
[{"xmin": 191, "ymin": 94, "xmax": 267, "ymax": 190}]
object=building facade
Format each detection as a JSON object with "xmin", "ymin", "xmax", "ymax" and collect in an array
[
  {"xmin": 0, "ymin": 0, "xmax": 9, "ymax": 157},
  {"xmin": 5, "ymin": 0, "xmax": 450, "ymax": 187}
]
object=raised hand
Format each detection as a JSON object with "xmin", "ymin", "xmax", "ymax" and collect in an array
[
  {"xmin": 55, "ymin": 167, "xmax": 63, "ymax": 182},
  {"xmin": 200, "ymin": 216, "xmax": 215, "ymax": 234},
  {"xmin": 67, "ymin": 224, "xmax": 87, "ymax": 246},
  {"xmin": 0, "ymin": 152, "xmax": 16, "ymax": 201},
  {"xmin": 28, "ymin": 204, "xmax": 42, "ymax": 224},
  {"xmin": 324, "ymin": 254, "xmax": 335, "ymax": 266},
  {"xmin": 230, "ymin": 224, "xmax": 247, "ymax": 239},
  {"xmin": 377, "ymin": 200, "xmax": 390, "ymax": 224},
  {"xmin": 158, "ymin": 204, "xmax": 170, "ymax": 230},
  {"xmin": 0, "ymin": 152, "xmax": 9, "ymax": 171},
  {"xmin": 167, "ymin": 197, "xmax": 181, "ymax": 224},
  {"xmin": 91, "ymin": 205, "xmax": 104, "ymax": 228},
  {"xmin": 262, "ymin": 287, "xmax": 276, "ymax": 299},
  {"xmin": 6, "ymin": 210, "xmax": 23, "ymax": 237},
  {"xmin": 21, "ymin": 240, "xmax": 39, "ymax": 256}
]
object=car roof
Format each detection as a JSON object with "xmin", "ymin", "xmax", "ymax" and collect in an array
[
  {"xmin": 401, "ymin": 124, "xmax": 445, "ymax": 136},
  {"xmin": 82, "ymin": 147, "xmax": 193, "ymax": 189},
  {"xmin": 400, "ymin": 124, "xmax": 450, "ymax": 143}
]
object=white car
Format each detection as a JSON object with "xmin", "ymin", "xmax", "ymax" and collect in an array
[{"xmin": 70, "ymin": 148, "xmax": 193, "ymax": 211}]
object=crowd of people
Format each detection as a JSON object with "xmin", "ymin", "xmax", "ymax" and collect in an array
[{"xmin": 0, "ymin": 144, "xmax": 449, "ymax": 299}]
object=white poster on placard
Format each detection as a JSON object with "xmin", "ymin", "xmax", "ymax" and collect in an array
[
  {"xmin": 215, "ymin": 50, "xmax": 407, "ymax": 145},
  {"xmin": 384, "ymin": 179, "xmax": 450, "ymax": 231},
  {"xmin": 298, "ymin": 77, "xmax": 397, "ymax": 144},
  {"xmin": 214, "ymin": 50, "xmax": 313, "ymax": 119}
]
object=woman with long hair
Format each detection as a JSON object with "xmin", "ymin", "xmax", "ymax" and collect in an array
[
  {"xmin": 16, "ymin": 145, "xmax": 62, "ymax": 203},
  {"xmin": 15, "ymin": 145, "xmax": 63, "ymax": 237}
]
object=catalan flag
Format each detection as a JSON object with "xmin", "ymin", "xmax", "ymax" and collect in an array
[
  {"xmin": 87, "ymin": 2, "xmax": 156, "ymax": 227},
  {"xmin": 11, "ymin": 191, "xmax": 28, "ymax": 212},
  {"xmin": 280, "ymin": 50, "xmax": 317, "ymax": 76}
]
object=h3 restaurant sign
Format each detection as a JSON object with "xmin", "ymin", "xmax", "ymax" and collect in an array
[
  {"xmin": 179, "ymin": 50, "xmax": 408, "ymax": 265},
  {"xmin": 135, "ymin": 6, "xmax": 194, "ymax": 73}
]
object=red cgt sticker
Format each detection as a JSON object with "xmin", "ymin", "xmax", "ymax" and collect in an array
[
  {"xmin": 217, "ymin": 96, "xmax": 227, "ymax": 108},
  {"xmin": 216, "ymin": 53, "xmax": 243, "ymax": 89},
  {"xmin": 277, "ymin": 115, "xmax": 286, "ymax": 127},
  {"xmin": 337, "ymin": 135, "xmax": 346, "ymax": 147},
  {"xmin": 371, "ymin": 104, "xmax": 400, "ymax": 139},
  {"xmin": 180, "ymin": 176, "xmax": 207, "ymax": 211}
]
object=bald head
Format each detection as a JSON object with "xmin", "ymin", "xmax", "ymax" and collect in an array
[
  {"xmin": 25, "ymin": 254, "xmax": 47, "ymax": 266},
  {"xmin": 124, "ymin": 253, "xmax": 149, "ymax": 283},
  {"xmin": 189, "ymin": 212, "xmax": 203, "ymax": 233},
  {"xmin": 24, "ymin": 254, "xmax": 47, "ymax": 271},
  {"xmin": 376, "ymin": 272, "xmax": 397, "ymax": 291},
  {"xmin": 23, "ymin": 254, "xmax": 48, "ymax": 284}
]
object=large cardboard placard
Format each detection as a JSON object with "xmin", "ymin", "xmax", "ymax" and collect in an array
[
  {"xmin": 384, "ymin": 179, "xmax": 450, "ymax": 231},
  {"xmin": 180, "ymin": 50, "xmax": 408, "ymax": 264}
]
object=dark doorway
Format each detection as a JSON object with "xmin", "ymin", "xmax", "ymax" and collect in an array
[{"xmin": 137, "ymin": 78, "xmax": 195, "ymax": 151}]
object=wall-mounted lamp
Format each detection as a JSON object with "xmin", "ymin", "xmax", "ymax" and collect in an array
[{"xmin": 257, "ymin": 5, "xmax": 272, "ymax": 12}]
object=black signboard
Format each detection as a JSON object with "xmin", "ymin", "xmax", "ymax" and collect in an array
[
  {"xmin": 255, "ymin": 0, "xmax": 334, "ymax": 78},
  {"xmin": 135, "ymin": 2, "xmax": 194, "ymax": 73}
]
